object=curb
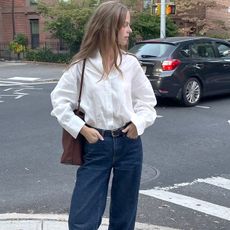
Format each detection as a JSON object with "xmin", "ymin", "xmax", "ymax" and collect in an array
[
  {"xmin": 0, "ymin": 60, "xmax": 67, "ymax": 67},
  {"xmin": 0, "ymin": 213, "xmax": 180, "ymax": 230}
]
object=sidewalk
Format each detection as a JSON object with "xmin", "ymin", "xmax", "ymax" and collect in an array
[{"xmin": 0, "ymin": 213, "xmax": 180, "ymax": 230}]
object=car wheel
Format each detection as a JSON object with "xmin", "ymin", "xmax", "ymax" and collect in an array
[{"xmin": 182, "ymin": 78, "xmax": 201, "ymax": 106}]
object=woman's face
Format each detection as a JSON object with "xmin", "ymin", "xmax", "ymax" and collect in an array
[{"xmin": 118, "ymin": 11, "xmax": 132, "ymax": 46}]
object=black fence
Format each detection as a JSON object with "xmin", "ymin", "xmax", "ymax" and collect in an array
[{"xmin": 0, "ymin": 41, "xmax": 69, "ymax": 60}]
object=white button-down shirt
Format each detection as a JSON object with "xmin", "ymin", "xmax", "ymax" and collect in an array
[{"xmin": 51, "ymin": 51, "xmax": 157, "ymax": 138}]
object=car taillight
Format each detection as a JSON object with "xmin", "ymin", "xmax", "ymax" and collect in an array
[{"xmin": 162, "ymin": 59, "xmax": 181, "ymax": 71}]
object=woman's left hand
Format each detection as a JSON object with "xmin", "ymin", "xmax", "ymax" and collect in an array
[{"xmin": 122, "ymin": 123, "xmax": 138, "ymax": 139}]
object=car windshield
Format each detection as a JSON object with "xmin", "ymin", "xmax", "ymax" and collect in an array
[{"xmin": 129, "ymin": 43, "xmax": 175, "ymax": 58}]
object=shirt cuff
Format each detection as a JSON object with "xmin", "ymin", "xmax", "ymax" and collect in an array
[
  {"xmin": 130, "ymin": 113, "xmax": 144, "ymax": 136},
  {"xmin": 62, "ymin": 115, "xmax": 85, "ymax": 139}
]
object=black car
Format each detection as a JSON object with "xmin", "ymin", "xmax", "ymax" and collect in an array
[{"xmin": 129, "ymin": 37, "xmax": 230, "ymax": 106}]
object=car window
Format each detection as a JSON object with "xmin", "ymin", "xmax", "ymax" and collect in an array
[
  {"xmin": 180, "ymin": 44, "xmax": 191, "ymax": 58},
  {"xmin": 190, "ymin": 42, "xmax": 215, "ymax": 58},
  {"xmin": 215, "ymin": 42, "xmax": 230, "ymax": 57},
  {"xmin": 129, "ymin": 43, "xmax": 175, "ymax": 58},
  {"xmin": 179, "ymin": 42, "xmax": 215, "ymax": 58}
]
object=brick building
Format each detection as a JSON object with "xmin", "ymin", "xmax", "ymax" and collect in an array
[
  {"xmin": 0, "ymin": 0, "xmax": 59, "ymax": 57},
  {"xmin": 206, "ymin": 0, "xmax": 230, "ymax": 36}
]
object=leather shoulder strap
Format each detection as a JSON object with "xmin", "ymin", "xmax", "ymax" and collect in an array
[{"xmin": 77, "ymin": 59, "xmax": 86, "ymax": 112}]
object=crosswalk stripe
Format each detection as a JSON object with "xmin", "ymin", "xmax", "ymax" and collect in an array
[
  {"xmin": 197, "ymin": 177, "xmax": 230, "ymax": 191},
  {"xmin": 139, "ymin": 189, "xmax": 230, "ymax": 221},
  {"xmin": 152, "ymin": 176, "xmax": 230, "ymax": 191}
]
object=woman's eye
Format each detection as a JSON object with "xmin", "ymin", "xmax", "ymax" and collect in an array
[{"xmin": 123, "ymin": 22, "xmax": 130, "ymax": 27}]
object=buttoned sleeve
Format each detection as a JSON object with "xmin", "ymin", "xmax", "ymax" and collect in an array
[
  {"xmin": 130, "ymin": 58, "xmax": 157, "ymax": 135},
  {"xmin": 50, "ymin": 62, "xmax": 85, "ymax": 138}
]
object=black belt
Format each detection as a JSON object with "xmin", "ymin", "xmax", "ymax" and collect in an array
[{"xmin": 89, "ymin": 122, "xmax": 131, "ymax": 137}]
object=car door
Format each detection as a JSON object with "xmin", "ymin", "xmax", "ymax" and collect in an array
[
  {"xmin": 212, "ymin": 41, "xmax": 230, "ymax": 92},
  {"xmin": 189, "ymin": 41, "xmax": 221, "ymax": 95}
]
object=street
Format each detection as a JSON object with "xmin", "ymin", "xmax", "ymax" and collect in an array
[{"xmin": 0, "ymin": 62, "xmax": 230, "ymax": 230}]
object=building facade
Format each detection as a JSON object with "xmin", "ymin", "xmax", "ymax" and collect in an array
[
  {"xmin": 0, "ymin": 0, "xmax": 229, "ymax": 59},
  {"xmin": 0, "ymin": 0, "xmax": 59, "ymax": 58},
  {"xmin": 206, "ymin": 0, "xmax": 230, "ymax": 36}
]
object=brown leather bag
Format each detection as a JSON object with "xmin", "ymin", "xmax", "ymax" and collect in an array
[{"xmin": 60, "ymin": 59, "xmax": 86, "ymax": 165}]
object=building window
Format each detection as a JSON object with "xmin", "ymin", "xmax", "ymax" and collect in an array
[
  {"xmin": 30, "ymin": 19, "xmax": 39, "ymax": 49},
  {"xmin": 30, "ymin": 0, "xmax": 38, "ymax": 5}
]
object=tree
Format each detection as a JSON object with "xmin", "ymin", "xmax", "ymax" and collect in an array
[
  {"xmin": 37, "ymin": 0, "xmax": 178, "ymax": 53},
  {"xmin": 129, "ymin": 12, "xmax": 178, "ymax": 47},
  {"xmin": 174, "ymin": 0, "xmax": 216, "ymax": 36},
  {"xmin": 37, "ymin": 0, "xmax": 94, "ymax": 53}
]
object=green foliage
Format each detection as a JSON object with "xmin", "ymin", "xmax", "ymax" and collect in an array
[
  {"xmin": 25, "ymin": 47, "xmax": 72, "ymax": 63},
  {"xmin": 166, "ymin": 17, "xmax": 178, "ymax": 37},
  {"xmin": 34, "ymin": 2, "xmax": 178, "ymax": 62},
  {"xmin": 9, "ymin": 34, "xmax": 28, "ymax": 56},
  {"xmin": 129, "ymin": 12, "xmax": 178, "ymax": 47},
  {"xmin": 14, "ymin": 33, "xmax": 28, "ymax": 46},
  {"xmin": 121, "ymin": 0, "xmax": 138, "ymax": 9},
  {"xmin": 9, "ymin": 41, "xmax": 26, "ymax": 54},
  {"xmin": 37, "ymin": 1, "xmax": 93, "ymax": 53}
]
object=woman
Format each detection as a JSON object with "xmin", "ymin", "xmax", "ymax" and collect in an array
[{"xmin": 50, "ymin": 1, "xmax": 157, "ymax": 229}]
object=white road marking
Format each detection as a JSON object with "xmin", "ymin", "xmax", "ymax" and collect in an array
[
  {"xmin": 0, "ymin": 80, "xmax": 25, "ymax": 86},
  {"xmin": 0, "ymin": 84, "xmax": 43, "ymax": 102},
  {"xmin": 8, "ymin": 77, "xmax": 40, "ymax": 81},
  {"xmin": 195, "ymin": 105, "xmax": 210, "ymax": 109},
  {"xmin": 157, "ymin": 115, "xmax": 163, "ymax": 118},
  {"xmin": 197, "ymin": 177, "xmax": 230, "ymax": 190},
  {"xmin": 3, "ymin": 88, "xmax": 12, "ymax": 91},
  {"xmin": 153, "ymin": 176, "xmax": 230, "ymax": 191},
  {"xmin": 140, "ymin": 176, "xmax": 230, "ymax": 221},
  {"xmin": 0, "ymin": 92, "xmax": 28, "ymax": 100},
  {"xmin": 0, "ymin": 95, "xmax": 16, "ymax": 97},
  {"xmin": 140, "ymin": 189, "xmax": 230, "ymax": 221},
  {"xmin": 14, "ymin": 95, "xmax": 26, "ymax": 99}
]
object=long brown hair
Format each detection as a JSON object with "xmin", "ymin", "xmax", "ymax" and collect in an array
[{"xmin": 69, "ymin": 1, "xmax": 128, "ymax": 75}]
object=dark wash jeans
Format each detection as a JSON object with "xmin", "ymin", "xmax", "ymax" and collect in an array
[{"xmin": 68, "ymin": 133, "xmax": 143, "ymax": 230}]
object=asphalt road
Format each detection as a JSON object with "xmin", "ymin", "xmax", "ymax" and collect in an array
[{"xmin": 0, "ymin": 62, "xmax": 230, "ymax": 230}]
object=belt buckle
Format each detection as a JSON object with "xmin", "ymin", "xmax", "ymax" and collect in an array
[{"xmin": 111, "ymin": 129, "xmax": 120, "ymax": 137}]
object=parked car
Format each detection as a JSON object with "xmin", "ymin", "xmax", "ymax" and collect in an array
[{"xmin": 129, "ymin": 37, "xmax": 230, "ymax": 106}]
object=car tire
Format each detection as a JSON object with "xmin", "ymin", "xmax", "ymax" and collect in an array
[{"xmin": 182, "ymin": 78, "xmax": 201, "ymax": 106}]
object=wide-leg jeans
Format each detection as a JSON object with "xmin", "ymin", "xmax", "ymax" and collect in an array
[{"xmin": 68, "ymin": 133, "xmax": 143, "ymax": 230}]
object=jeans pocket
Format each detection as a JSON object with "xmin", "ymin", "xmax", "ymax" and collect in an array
[
  {"xmin": 85, "ymin": 139, "xmax": 100, "ymax": 145},
  {"xmin": 124, "ymin": 134, "xmax": 139, "ymax": 141}
]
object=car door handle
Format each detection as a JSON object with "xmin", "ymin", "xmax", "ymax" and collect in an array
[
  {"xmin": 223, "ymin": 64, "xmax": 230, "ymax": 67},
  {"xmin": 194, "ymin": 64, "xmax": 204, "ymax": 69}
]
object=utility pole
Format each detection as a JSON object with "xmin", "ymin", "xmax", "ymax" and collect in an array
[
  {"xmin": 160, "ymin": 0, "xmax": 166, "ymax": 38},
  {"xmin": 12, "ymin": 0, "xmax": 16, "ymax": 39}
]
